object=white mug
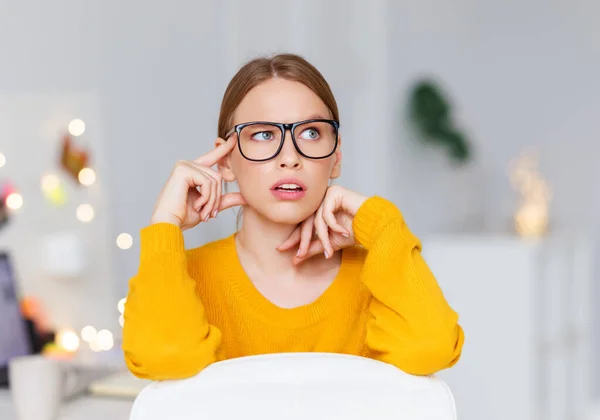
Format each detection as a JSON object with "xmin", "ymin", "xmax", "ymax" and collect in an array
[{"xmin": 8, "ymin": 355, "xmax": 77, "ymax": 420}]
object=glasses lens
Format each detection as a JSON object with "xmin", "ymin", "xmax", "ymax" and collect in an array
[
  {"xmin": 293, "ymin": 121, "xmax": 337, "ymax": 158},
  {"xmin": 238, "ymin": 124, "xmax": 283, "ymax": 160}
]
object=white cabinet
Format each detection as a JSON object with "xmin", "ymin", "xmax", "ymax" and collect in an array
[{"xmin": 423, "ymin": 234, "xmax": 595, "ymax": 420}]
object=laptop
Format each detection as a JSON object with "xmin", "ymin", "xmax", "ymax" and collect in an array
[{"xmin": 0, "ymin": 252, "xmax": 33, "ymax": 387}]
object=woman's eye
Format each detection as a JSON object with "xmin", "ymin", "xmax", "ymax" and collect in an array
[
  {"xmin": 251, "ymin": 131, "xmax": 274, "ymax": 141},
  {"xmin": 299, "ymin": 128, "xmax": 319, "ymax": 140}
]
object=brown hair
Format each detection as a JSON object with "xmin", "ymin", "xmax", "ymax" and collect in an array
[{"xmin": 217, "ymin": 53, "xmax": 340, "ymax": 138}]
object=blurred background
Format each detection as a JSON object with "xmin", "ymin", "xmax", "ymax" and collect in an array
[{"xmin": 0, "ymin": 0, "xmax": 598, "ymax": 419}]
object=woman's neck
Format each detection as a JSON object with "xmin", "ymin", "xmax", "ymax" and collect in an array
[
  {"xmin": 233, "ymin": 207, "xmax": 343, "ymax": 309},
  {"xmin": 235, "ymin": 208, "xmax": 301, "ymax": 276}
]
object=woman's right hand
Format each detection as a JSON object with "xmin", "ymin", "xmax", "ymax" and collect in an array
[{"xmin": 150, "ymin": 138, "xmax": 245, "ymax": 231}]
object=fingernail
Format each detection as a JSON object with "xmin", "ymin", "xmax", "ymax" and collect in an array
[
  {"xmin": 204, "ymin": 214, "xmax": 210, "ymax": 222},
  {"xmin": 342, "ymin": 233, "xmax": 349, "ymax": 238},
  {"xmin": 324, "ymin": 251, "xmax": 329, "ymax": 259},
  {"xmin": 212, "ymin": 210, "xmax": 218, "ymax": 218},
  {"xmin": 296, "ymin": 250, "xmax": 301, "ymax": 257}
]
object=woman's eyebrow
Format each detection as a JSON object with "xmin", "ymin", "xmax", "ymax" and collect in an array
[{"xmin": 301, "ymin": 113, "xmax": 331, "ymax": 121}]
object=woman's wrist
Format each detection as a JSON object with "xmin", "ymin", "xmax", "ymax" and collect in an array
[
  {"xmin": 343, "ymin": 188, "xmax": 369, "ymax": 217},
  {"xmin": 150, "ymin": 211, "xmax": 182, "ymax": 228}
]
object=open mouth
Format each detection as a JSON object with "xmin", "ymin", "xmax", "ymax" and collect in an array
[{"xmin": 274, "ymin": 183, "xmax": 304, "ymax": 192}]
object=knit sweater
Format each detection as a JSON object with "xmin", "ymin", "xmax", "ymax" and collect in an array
[{"xmin": 122, "ymin": 196, "xmax": 464, "ymax": 380}]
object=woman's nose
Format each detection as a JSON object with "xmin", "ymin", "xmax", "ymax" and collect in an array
[{"xmin": 276, "ymin": 131, "xmax": 302, "ymax": 169}]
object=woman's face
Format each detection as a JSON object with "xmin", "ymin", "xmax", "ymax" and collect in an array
[{"xmin": 217, "ymin": 78, "xmax": 342, "ymax": 225}]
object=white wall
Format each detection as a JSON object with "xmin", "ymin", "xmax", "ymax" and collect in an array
[
  {"xmin": 387, "ymin": 0, "xmax": 600, "ymax": 236},
  {"xmin": 0, "ymin": 93, "xmax": 116, "ymax": 333}
]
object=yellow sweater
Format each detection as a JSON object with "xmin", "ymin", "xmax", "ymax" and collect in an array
[{"xmin": 122, "ymin": 196, "xmax": 464, "ymax": 380}]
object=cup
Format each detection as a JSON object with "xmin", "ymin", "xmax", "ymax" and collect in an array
[{"xmin": 8, "ymin": 355, "xmax": 77, "ymax": 420}]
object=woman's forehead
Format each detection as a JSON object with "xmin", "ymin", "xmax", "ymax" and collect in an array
[{"xmin": 233, "ymin": 78, "xmax": 331, "ymax": 124}]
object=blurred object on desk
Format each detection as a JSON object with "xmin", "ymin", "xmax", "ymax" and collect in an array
[
  {"xmin": 9, "ymin": 355, "xmax": 77, "ymax": 420},
  {"xmin": 88, "ymin": 369, "xmax": 150, "ymax": 399},
  {"xmin": 0, "ymin": 388, "xmax": 134, "ymax": 420},
  {"xmin": 20, "ymin": 296, "xmax": 55, "ymax": 355}
]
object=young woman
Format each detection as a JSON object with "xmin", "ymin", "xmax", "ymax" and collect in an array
[{"xmin": 122, "ymin": 53, "xmax": 464, "ymax": 380}]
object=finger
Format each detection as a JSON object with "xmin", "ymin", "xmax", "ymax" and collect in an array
[
  {"xmin": 218, "ymin": 192, "xmax": 247, "ymax": 211},
  {"xmin": 314, "ymin": 206, "xmax": 334, "ymax": 259},
  {"xmin": 194, "ymin": 137, "xmax": 236, "ymax": 168},
  {"xmin": 189, "ymin": 166, "xmax": 216, "ymax": 222},
  {"xmin": 321, "ymin": 189, "xmax": 350, "ymax": 236},
  {"xmin": 293, "ymin": 240, "xmax": 325, "ymax": 265},
  {"xmin": 189, "ymin": 187, "xmax": 203, "ymax": 210},
  {"xmin": 297, "ymin": 215, "xmax": 315, "ymax": 257},
  {"xmin": 277, "ymin": 225, "xmax": 301, "ymax": 251},
  {"xmin": 205, "ymin": 171, "xmax": 218, "ymax": 221},
  {"xmin": 190, "ymin": 162, "xmax": 223, "ymax": 218},
  {"xmin": 193, "ymin": 190, "xmax": 209, "ymax": 213},
  {"xmin": 323, "ymin": 208, "xmax": 350, "ymax": 238},
  {"xmin": 176, "ymin": 162, "xmax": 211, "ymax": 213},
  {"xmin": 214, "ymin": 175, "xmax": 222, "ymax": 218}
]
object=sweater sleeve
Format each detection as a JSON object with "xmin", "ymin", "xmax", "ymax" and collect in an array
[
  {"xmin": 352, "ymin": 196, "xmax": 464, "ymax": 375},
  {"xmin": 121, "ymin": 223, "xmax": 221, "ymax": 380}
]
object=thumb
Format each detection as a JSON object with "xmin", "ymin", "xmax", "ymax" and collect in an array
[
  {"xmin": 218, "ymin": 192, "xmax": 246, "ymax": 211},
  {"xmin": 292, "ymin": 240, "xmax": 325, "ymax": 265}
]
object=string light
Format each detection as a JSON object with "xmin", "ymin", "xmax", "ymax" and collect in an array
[
  {"xmin": 118, "ymin": 297, "xmax": 126, "ymax": 327},
  {"xmin": 56, "ymin": 328, "xmax": 80, "ymax": 352},
  {"xmin": 89, "ymin": 340, "xmax": 102, "ymax": 352},
  {"xmin": 41, "ymin": 174, "xmax": 60, "ymax": 191},
  {"xmin": 68, "ymin": 119, "xmax": 86, "ymax": 137},
  {"xmin": 116, "ymin": 233, "xmax": 133, "ymax": 250},
  {"xmin": 118, "ymin": 298, "xmax": 126, "ymax": 314},
  {"xmin": 82, "ymin": 326, "xmax": 114, "ymax": 352},
  {"xmin": 96, "ymin": 329, "xmax": 114, "ymax": 351},
  {"xmin": 0, "ymin": 153, "xmax": 6, "ymax": 168},
  {"xmin": 81, "ymin": 326, "xmax": 97, "ymax": 343},
  {"xmin": 78, "ymin": 168, "xmax": 96, "ymax": 186},
  {"xmin": 76, "ymin": 203, "xmax": 94, "ymax": 222},
  {"xmin": 6, "ymin": 193, "xmax": 23, "ymax": 210},
  {"xmin": 40, "ymin": 174, "xmax": 67, "ymax": 206}
]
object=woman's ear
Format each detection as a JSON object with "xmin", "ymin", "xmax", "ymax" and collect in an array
[
  {"xmin": 215, "ymin": 137, "xmax": 236, "ymax": 182},
  {"xmin": 330, "ymin": 137, "xmax": 342, "ymax": 179}
]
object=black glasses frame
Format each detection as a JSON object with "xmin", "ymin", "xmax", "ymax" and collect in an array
[{"xmin": 224, "ymin": 118, "xmax": 340, "ymax": 162}]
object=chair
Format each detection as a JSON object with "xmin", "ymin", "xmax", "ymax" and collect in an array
[{"xmin": 129, "ymin": 353, "xmax": 457, "ymax": 420}]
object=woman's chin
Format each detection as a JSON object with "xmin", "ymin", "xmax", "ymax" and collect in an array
[
  {"xmin": 265, "ymin": 212, "xmax": 308, "ymax": 226},
  {"xmin": 262, "ymin": 204, "xmax": 316, "ymax": 226}
]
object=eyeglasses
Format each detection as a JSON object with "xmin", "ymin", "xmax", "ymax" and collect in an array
[{"xmin": 225, "ymin": 118, "xmax": 340, "ymax": 162}]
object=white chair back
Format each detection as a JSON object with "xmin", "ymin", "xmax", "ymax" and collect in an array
[{"xmin": 129, "ymin": 353, "xmax": 456, "ymax": 420}]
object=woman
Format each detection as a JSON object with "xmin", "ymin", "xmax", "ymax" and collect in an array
[{"xmin": 122, "ymin": 53, "xmax": 464, "ymax": 380}]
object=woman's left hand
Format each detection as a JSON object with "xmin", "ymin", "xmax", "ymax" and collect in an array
[{"xmin": 277, "ymin": 185, "xmax": 368, "ymax": 265}]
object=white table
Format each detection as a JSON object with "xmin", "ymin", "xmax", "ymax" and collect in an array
[{"xmin": 0, "ymin": 390, "xmax": 134, "ymax": 420}]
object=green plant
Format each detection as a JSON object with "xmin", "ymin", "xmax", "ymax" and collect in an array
[{"xmin": 408, "ymin": 79, "xmax": 471, "ymax": 164}]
